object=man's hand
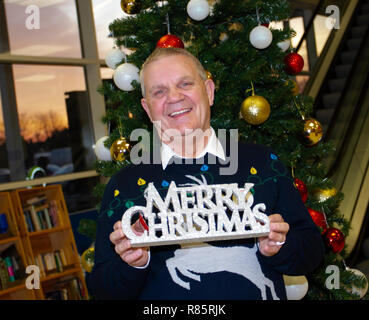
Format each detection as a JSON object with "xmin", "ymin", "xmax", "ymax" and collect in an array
[
  {"xmin": 110, "ymin": 220, "xmax": 149, "ymax": 267},
  {"xmin": 258, "ymin": 214, "xmax": 289, "ymax": 257}
]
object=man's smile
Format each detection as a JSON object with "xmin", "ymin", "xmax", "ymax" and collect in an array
[{"xmin": 168, "ymin": 107, "xmax": 193, "ymax": 118}]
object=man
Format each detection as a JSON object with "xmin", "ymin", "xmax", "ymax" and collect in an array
[{"xmin": 87, "ymin": 47, "xmax": 324, "ymax": 300}]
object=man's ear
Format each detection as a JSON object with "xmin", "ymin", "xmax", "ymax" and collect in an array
[
  {"xmin": 141, "ymin": 98, "xmax": 153, "ymax": 122},
  {"xmin": 205, "ymin": 79, "xmax": 215, "ymax": 106}
]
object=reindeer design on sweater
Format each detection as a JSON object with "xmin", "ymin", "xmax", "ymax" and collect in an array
[
  {"xmin": 164, "ymin": 174, "xmax": 279, "ymax": 300},
  {"xmin": 165, "ymin": 242, "xmax": 279, "ymax": 300}
]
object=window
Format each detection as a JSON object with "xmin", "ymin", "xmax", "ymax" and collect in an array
[
  {"xmin": 0, "ymin": 0, "xmax": 105, "ymax": 213},
  {"xmin": 0, "ymin": 94, "xmax": 9, "ymax": 183},
  {"xmin": 12, "ymin": 64, "xmax": 95, "ymax": 177},
  {"xmin": 92, "ymin": 0, "xmax": 128, "ymax": 59},
  {"xmin": 314, "ymin": 14, "xmax": 333, "ymax": 57},
  {"xmin": 4, "ymin": 0, "xmax": 82, "ymax": 58}
]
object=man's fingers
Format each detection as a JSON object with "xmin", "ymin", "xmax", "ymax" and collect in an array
[
  {"xmin": 132, "ymin": 219, "xmax": 145, "ymax": 235},
  {"xmin": 270, "ymin": 221, "xmax": 289, "ymax": 234}
]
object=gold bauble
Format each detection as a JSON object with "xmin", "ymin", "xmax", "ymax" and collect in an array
[
  {"xmin": 303, "ymin": 118, "xmax": 323, "ymax": 146},
  {"xmin": 286, "ymin": 79, "xmax": 299, "ymax": 95},
  {"xmin": 121, "ymin": 0, "xmax": 141, "ymax": 14},
  {"xmin": 110, "ymin": 136, "xmax": 132, "ymax": 162},
  {"xmin": 81, "ymin": 247, "xmax": 95, "ymax": 273},
  {"xmin": 312, "ymin": 187, "xmax": 338, "ymax": 203},
  {"xmin": 206, "ymin": 70, "xmax": 213, "ymax": 80},
  {"xmin": 241, "ymin": 95, "xmax": 271, "ymax": 125}
]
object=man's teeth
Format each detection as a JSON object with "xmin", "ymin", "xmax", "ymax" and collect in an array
[{"xmin": 170, "ymin": 108, "xmax": 191, "ymax": 117}]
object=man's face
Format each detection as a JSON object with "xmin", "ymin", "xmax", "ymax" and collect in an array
[{"xmin": 141, "ymin": 54, "xmax": 215, "ymax": 142}]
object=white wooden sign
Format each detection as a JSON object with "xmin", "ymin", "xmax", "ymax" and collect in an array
[{"xmin": 121, "ymin": 182, "xmax": 270, "ymax": 247}]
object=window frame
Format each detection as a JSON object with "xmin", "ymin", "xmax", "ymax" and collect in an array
[{"xmin": 0, "ymin": 0, "xmax": 107, "ymax": 191}]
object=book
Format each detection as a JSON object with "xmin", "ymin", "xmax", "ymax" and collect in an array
[
  {"xmin": 23, "ymin": 210, "xmax": 34, "ymax": 232},
  {"xmin": 0, "ymin": 257, "xmax": 8, "ymax": 289},
  {"xmin": 28, "ymin": 205, "xmax": 42, "ymax": 231},
  {"xmin": 42, "ymin": 252, "xmax": 56, "ymax": 274},
  {"xmin": 26, "ymin": 195, "xmax": 47, "ymax": 206},
  {"xmin": 54, "ymin": 251, "xmax": 63, "ymax": 272},
  {"xmin": 35, "ymin": 254, "xmax": 46, "ymax": 278},
  {"xmin": 4, "ymin": 257, "xmax": 15, "ymax": 282},
  {"xmin": 48, "ymin": 200, "xmax": 59, "ymax": 227},
  {"xmin": 58, "ymin": 248, "xmax": 68, "ymax": 266},
  {"xmin": 43, "ymin": 207, "xmax": 53, "ymax": 229}
]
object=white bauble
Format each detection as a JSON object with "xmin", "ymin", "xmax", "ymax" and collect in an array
[
  {"xmin": 249, "ymin": 25, "xmax": 273, "ymax": 49},
  {"xmin": 187, "ymin": 0, "xmax": 210, "ymax": 21},
  {"xmin": 94, "ymin": 136, "xmax": 112, "ymax": 161},
  {"xmin": 105, "ymin": 48, "xmax": 124, "ymax": 70},
  {"xmin": 283, "ymin": 275, "xmax": 308, "ymax": 300},
  {"xmin": 277, "ymin": 39, "xmax": 291, "ymax": 52},
  {"xmin": 345, "ymin": 268, "xmax": 368, "ymax": 299},
  {"xmin": 113, "ymin": 63, "xmax": 140, "ymax": 91}
]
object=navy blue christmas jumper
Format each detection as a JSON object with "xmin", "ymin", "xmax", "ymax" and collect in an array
[{"xmin": 87, "ymin": 142, "xmax": 325, "ymax": 300}]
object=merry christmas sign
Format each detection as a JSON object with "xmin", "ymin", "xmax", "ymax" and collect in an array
[{"xmin": 121, "ymin": 182, "xmax": 270, "ymax": 247}]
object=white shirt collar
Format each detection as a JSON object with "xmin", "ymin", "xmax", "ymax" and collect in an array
[{"xmin": 160, "ymin": 127, "xmax": 225, "ymax": 170}]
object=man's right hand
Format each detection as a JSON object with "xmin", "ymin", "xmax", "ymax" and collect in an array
[{"xmin": 110, "ymin": 220, "xmax": 149, "ymax": 268}]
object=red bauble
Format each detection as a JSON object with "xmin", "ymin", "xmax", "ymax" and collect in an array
[
  {"xmin": 284, "ymin": 52, "xmax": 304, "ymax": 75},
  {"xmin": 156, "ymin": 34, "xmax": 185, "ymax": 49},
  {"xmin": 307, "ymin": 207, "xmax": 328, "ymax": 231},
  {"xmin": 323, "ymin": 227, "xmax": 345, "ymax": 254},
  {"xmin": 294, "ymin": 178, "xmax": 308, "ymax": 203}
]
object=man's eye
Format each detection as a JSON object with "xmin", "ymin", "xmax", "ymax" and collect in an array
[
  {"xmin": 181, "ymin": 82, "xmax": 193, "ymax": 88},
  {"xmin": 154, "ymin": 90, "xmax": 164, "ymax": 97}
]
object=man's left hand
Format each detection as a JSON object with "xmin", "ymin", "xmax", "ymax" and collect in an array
[{"xmin": 258, "ymin": 214, "xmax": 289, "ymax": 257}]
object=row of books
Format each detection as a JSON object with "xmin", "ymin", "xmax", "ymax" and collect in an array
[
  {"xmin": 45, "ymin": 277, "xmax": 85, "ymax": 300},
  {"xmin": 0, "ymin": 244, "xmax": 25, "ymax": 290},
  {"xmin": 22, "ymin": 195, "xmax": 60, "ymax": 232},
  {"xmin": 34, "ymin": 249, "xmax": 70, "ymax": 278}
]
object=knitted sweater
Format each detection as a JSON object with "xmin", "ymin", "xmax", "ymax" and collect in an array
[{"xmin": 87, "ymin": 143, "xmax": 325, "ymax": 300}]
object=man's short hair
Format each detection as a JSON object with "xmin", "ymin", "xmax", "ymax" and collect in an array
[{"xmin": 140, "ymin": 47, "xmax": 208, "ymax": 97}]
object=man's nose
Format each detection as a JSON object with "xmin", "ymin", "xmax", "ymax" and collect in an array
[{"xmin": 166, "ymin": 87, "xmax": 183, "ymax": 102}]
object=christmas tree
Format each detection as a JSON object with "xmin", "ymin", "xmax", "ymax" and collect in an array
[{"xmin": 87, "ymin": 0, "xmax": 368, "ymax": 299}]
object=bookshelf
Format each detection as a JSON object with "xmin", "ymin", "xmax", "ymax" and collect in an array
[
  {"xmin": 0, "ymin": 191, "xmax": 35, "ymax": 299},
  {"xmin": 1, "ymin": 184, "xmax": 89, "ymax": 300}
]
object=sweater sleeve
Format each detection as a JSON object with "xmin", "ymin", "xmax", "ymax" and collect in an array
[
  {"xmin": 86, "ymin": 173, "xmax": 150, "ymax": 299},
  {"xmin": 256, "ymin": 148, "xmax": 325, "ymax": 276}
]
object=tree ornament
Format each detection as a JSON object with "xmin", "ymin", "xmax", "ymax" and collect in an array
[
  {"xmin": 307, "ymin": 208, "xmax": 328, "ymax": 231},
  {"xmin": 206, "ymin": 70, "xmax": 213, "ymax": 80},
  {"xmin": 94, "ymin": 136, "xmax": 112, "ymax": 161},
  {"xmin": 283, "ymin": 275, "xmax": 308, "ymax": 300},
  {"xmin": 157, "ymin": 34, "xmax": 185, "ymax": 48},
  {"xmin": 157, "ymin": 14, "xmax": 185, "ymax": 49},
  {"xmin": 120, "ymin": 0, "xmax": 141, "ymax": 15},
  {"xmin": 303, "ymin": 118, "xmax": 323, "ymax": 146},
  {"xmin": 344, "ymin": 267, "xmax": 368, "ymax": 299},
  {"xmin": 312, "ymin": 187, "xmax": 338, "ymax": 203},
  {"xmin": 113, "ymin": 63, "xmax": 140, "ymax": 91},
  {"xmin": 277, "ymin": 39, "xmax": 291, "ymax": 52},
  {"xmin": 286, "ymin": 79, "xmax": 299, "ymax": 96},
  {"xmin": 110, "ymin": 136, "xmax": 132, "ymax": 162},
  {"xmin": 105, "ymin": 47, "xmax": 124, "ymax": 70},
  {"xmin": 323, "ymin": 227, "xmax": 345, "ymax": 254},
  {"xmin": 241, "ymin": 83, "xmax": 271, "ymax": 125},
  {"xmin": 293, "ymin": 178, "xmax": 308, "ymax": 203},
  {"xmin": 249, "ymin": 25, "xmax": 273, "ymax": 49},
  {"xmin": 187, "ymin": 0, "xmax": 210, "ymax": 21},
  {"xmin": 81, "ymin": 246, "xmax": 95, "ymax": 273},
  {"xmin": 284, "ymin": 52, "xmax": 304, "ymax": 75}
]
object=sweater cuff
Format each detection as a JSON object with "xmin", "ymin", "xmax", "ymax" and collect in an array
[{"xmin": 132, "ymin": 250, "xmax": 151, "ymax": 269}]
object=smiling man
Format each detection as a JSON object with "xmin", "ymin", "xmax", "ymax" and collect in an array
[
  {"xmin": 87, "ymin": 48, "xmax": 325, "ymax": 300},
  {"xmin": 140, "ymin": 48, "xmax": 217, "ymax": 161}
]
